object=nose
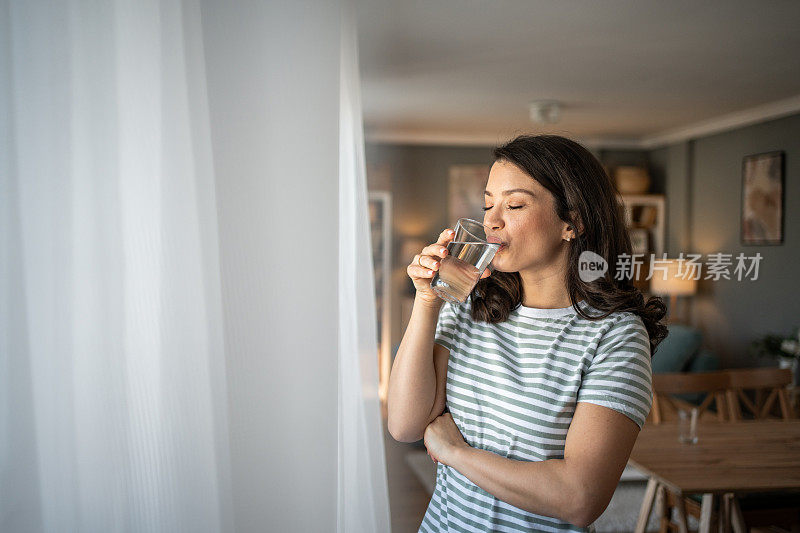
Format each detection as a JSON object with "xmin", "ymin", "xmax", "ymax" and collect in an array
[{"xmin": 484, "ymin": 207, "xmax": 504, "ymax": 231}]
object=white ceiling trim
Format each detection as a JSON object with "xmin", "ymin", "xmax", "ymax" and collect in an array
[
  {"xmin": 639, "ymin": 93, "xmax": 800, "ymax": 148},
  {"xmin": 365, "ymin": 93, "xmax": 800, "ymax": 150},
  {"xmin": 364, "ymin": 129, "xmax": 645, "ymax": 149}
]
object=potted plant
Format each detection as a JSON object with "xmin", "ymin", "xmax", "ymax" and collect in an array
[{"xmin": 748, "ymin": 327, "xmax": 800, "ymax": 387}]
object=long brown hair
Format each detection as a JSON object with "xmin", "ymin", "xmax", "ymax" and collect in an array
[{"xmin": 470, "ymin": 134, "xmax": 668, "ymax": 355}]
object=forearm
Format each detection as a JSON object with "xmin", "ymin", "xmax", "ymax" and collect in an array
[
  {"xmin": 387, "ymin": 295, "xmax": 442, "ymax": 441},
  {"xmin": 449, "ymin": 446, "xmax": 587, "ymax": 527}
]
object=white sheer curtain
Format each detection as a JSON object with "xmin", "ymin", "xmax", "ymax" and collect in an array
[
  {"xmin": 2, "ymin": 0, "xmax": 388, "ymax": 531},
  {"xmin": 1, "ymin": 1, "xmax": 232, "ymax": 531},
  {"xmin": 338, "ymin": 2, "xmax": 392, "ymax": 532}
]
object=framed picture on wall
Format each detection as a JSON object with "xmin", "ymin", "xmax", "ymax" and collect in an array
[
  {"xmin": 449, "ymin": 165, "xmax": 491, "ymax": 223},
  {"xmin": 741, "ymin": 151, "xmax": 785, "ymax": 245}
]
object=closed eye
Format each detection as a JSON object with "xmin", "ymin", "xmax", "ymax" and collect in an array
[{"xmin": 482, "ymin": 205, "xmax": 523, "ymax": 211}]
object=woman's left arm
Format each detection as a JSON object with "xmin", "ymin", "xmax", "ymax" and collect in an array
[{"xmin": 424, "ymin": 401, "xmax": 641, "ymax": 528}]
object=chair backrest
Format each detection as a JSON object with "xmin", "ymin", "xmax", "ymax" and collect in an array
[
  {"xmin": 724, "ymin": 367, "xmax": 795, "ymax": 421},
  {"xmin": 649, "ymin": 371, "xmax": 730, "ymax": 424}
]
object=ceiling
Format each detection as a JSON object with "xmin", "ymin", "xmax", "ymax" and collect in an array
[{"xmin": 356, "ymin": 0, "xmax": 800, "ymax": 148}]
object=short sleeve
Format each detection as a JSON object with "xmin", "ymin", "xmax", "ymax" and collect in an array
[
  {"xmin": 434, "ymin": 301, "xmax": 459, "ymax": 352},
  {"xmin": 577, "ymin": 314, "xmax": 653, "ymax": 429}
]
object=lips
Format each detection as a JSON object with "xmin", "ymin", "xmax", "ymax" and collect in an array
[{"xmin": 486, "ymin": 236, "xmax": 507, "ymax": 250}]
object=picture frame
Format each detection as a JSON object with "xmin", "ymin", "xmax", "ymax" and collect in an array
[
  {"xmin": 741, "ymin": 151, "xmax": 785, "ymax": 245},
  {"xmin": 449, "ymin": 165, "xmax": 491, "ymax": 223}
]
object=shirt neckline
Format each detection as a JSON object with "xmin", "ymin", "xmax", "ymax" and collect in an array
[{"xmin": 515, "ymin": 299, "xmax": 591, "ymax": 318}]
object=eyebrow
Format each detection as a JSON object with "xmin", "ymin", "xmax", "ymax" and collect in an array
[{"xmin": 484, "ymin": 188, "xmax": 535, "ymax": 197}]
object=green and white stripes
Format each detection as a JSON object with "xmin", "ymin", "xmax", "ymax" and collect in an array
[{"xmin": 418, "ymin": 300, "xmax": 652, "ymax": 533}]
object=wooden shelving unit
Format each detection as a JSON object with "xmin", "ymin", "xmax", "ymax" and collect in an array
[
  {"xmin": 619, "ymin": 194, "xmax": 666, "ymax": 255},
  {"xmin": 618, "ymin": 194, "xmax": 666, "ymax": 293}
]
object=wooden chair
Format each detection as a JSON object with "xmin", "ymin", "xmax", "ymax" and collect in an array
[
  {"xmin": 648, "ymin": 370, "xmax": 730, "ymax": 425},
  {"xmin": 724, "ymin": 367, "xmax": 795, "ymax": 421},
  {"xmin": 721, "ymin": 368, "xmax": 800, "ymax": 532},
  {"xmin": 646, "ymin": 369, "xmax": 799, "ymax": 533},
  {"xmin": 645, "ymin": 371, "xmax": 731, "ymax": 532}
]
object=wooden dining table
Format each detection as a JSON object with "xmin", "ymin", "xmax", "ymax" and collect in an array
[{"xmin": 628, "ymin": 419, "xmax": 800, "ymax": 533}]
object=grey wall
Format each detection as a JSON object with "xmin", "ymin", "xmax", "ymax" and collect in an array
[
  {"xmin": 649, "ymin": 113, "xmax": 800, "ymax": 368},
  {"xmin": 366, "ymin": 143, "xmax": 495, "ymax": 245},
  {"xmin": 201, "ymin": 2, "xmax": 339, "ymax": 531},
  {"xmin": 650, "ymin": 143, "xmax": 691, "ymax": 257}
]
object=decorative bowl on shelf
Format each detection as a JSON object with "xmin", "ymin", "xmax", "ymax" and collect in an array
[{"xmin": 614, "ymin": 166, "xmax": 651, "ymax": 194}]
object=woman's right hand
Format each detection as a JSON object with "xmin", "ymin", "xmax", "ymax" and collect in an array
[{"xmin": 407, "ymin": 228, "xmax": 456, "ymax": 307}]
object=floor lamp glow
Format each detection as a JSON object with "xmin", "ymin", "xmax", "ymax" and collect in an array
[{"xmin": 650, "ymin": 259, "xmax": 698, "ymax": 324}]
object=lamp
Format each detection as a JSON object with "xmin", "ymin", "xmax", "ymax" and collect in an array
[{"xmin": 649, "ymin": 258, "xmax": 698, "ymax": 323}]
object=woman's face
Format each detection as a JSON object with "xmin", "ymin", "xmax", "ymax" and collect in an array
[{"xmin": 483, "ymin": 160, "xmax": 570, "ymax": 273}]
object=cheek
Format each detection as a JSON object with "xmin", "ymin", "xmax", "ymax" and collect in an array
[
  {"xmin": 495, "ymin": 213, "xmax": 562, "ymax": 264},
  {"xmin": 513, "ymin": 212, "xmax": 559, "ymax": 244}
]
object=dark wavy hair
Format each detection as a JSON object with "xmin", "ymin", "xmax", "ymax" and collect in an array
[{"xmin": 470, "ymin": 134, "xmax": 668, "ymax": 355}]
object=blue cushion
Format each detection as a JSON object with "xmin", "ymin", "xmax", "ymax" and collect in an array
[
  {"xmin": 676, "ymin": 350, "xmax": 721, "ymax": 405},
  {"xmin": 652, "ymin": 324, "xmax": 703, "ymax": 373},
  {"xmin": 686, "ymin": 349, "xmax": 719, "ymax": 373}
]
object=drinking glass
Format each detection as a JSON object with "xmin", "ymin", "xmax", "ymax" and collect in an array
[
  {"xmin": 430, "ymin": 218, "xmax": 500, "ymax": 304},
  {"xmin": 678, "ymin": 407, "xmax": 698, "ymax": 444}
]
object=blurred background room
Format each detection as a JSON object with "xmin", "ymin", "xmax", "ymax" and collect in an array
[{"xmin": 358, "ymin": 1, "xmax": 800, "ymax": 532}]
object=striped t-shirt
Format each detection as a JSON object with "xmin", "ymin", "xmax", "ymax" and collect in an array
[{"xmin": 418, "ymin": 298, "xmax": 653, "ymax": 533}]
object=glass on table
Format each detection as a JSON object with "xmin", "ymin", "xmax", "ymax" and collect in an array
[
  {"xmin": 678, "ymin": 407, "xmax": 699, "ymax": 444},
  {"xmin": 430, "ymin": 218, "xmax": 500, "ymax": 304}
]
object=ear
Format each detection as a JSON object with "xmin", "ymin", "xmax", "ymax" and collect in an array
[{"xmin": 563, "ymin": 212, "xmax": 584, "ymax": 240}]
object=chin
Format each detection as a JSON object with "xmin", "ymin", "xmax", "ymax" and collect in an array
[{"xmin": 490, "ymin": 257, "xmax": 513, "ymax": 273}]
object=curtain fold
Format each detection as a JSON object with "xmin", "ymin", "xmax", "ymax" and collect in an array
[
  {"xmin": 1, "ymin": 1, "xmax": 232, "ymax": 531},
  {"xmin": 338, "ymin": 2, "xmax": 392, "ymax": 532}
]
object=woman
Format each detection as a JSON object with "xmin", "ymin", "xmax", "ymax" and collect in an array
[{"xmin": 387, "ymin": 134, "xmax": 668, "ymax": 532}]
